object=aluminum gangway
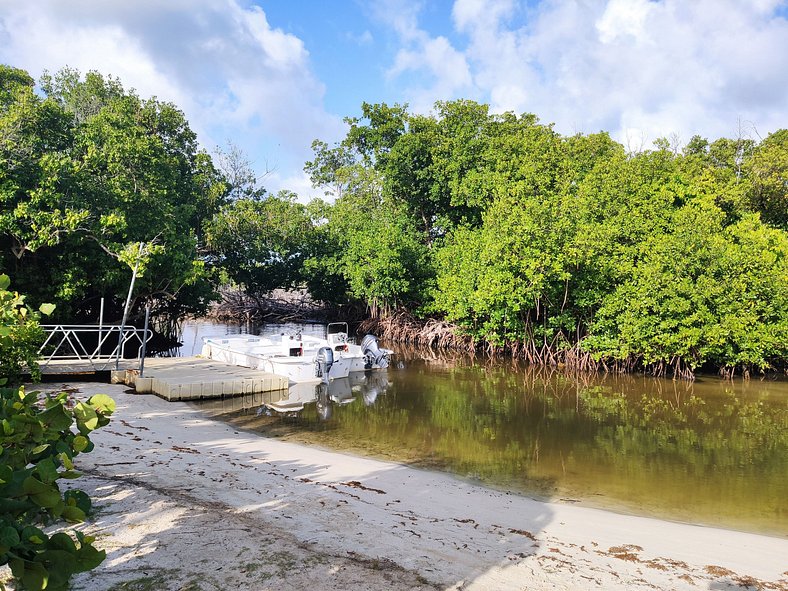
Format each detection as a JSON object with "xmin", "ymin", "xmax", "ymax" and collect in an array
[{"xmin": 38, "ymin": 324, "xmax": 152, "ymax": 374}]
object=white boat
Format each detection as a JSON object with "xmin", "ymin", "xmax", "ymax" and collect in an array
[
  {"xmin": 200, "ymin": 333, "xmax": 351, "ymax": 384},
  {"xmin": 314, "ymin": 323, "xmax": 393, "ymax": 372}
]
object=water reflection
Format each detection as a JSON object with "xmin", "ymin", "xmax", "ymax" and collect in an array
[
  {"xmin": 186, "ymin": 322, "xmax": 787, "ymax": 536},
  {"xmin": 271, "ymin": 372, "xmax": 391, "ymax": 417},
  {"xmin": 199, "ymin": 371, "xmax": 392, "ymax": 420}
]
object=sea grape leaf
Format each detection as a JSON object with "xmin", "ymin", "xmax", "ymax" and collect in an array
[
  {"xmin": 0, "ymin": 525, "xmax": 20, "ymax": 548},
  {"xmin": 39, "ymin": 404, "xmax": 73, "ymax": 431},
  {"xmin": 73, "ymin": 403, "xmax": 98, "ymax": 431},
  {"xmin": 61, "ymin": 505, "xmax": 86, "ymax": 523},
  {"xmin": 86, "ymin": 394, "xmax": 115, "ymax": 414},
  {"xmin": 72, "ymin": 435, "xmax": 89, "ymax": 453}
]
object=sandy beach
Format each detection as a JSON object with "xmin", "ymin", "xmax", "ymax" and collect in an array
[{"xmin": 4, "ymin": 382, "xmax": 786, "ymax": 591}]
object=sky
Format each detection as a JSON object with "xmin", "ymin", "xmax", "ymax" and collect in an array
[{"xmin": 1, "ymin": 0, "xmax": 786, "ymax": 200}]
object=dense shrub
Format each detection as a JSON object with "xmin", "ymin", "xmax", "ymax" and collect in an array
[{"xmin": 0, "ymin": 274, "xmax": 113, "ymax": 590}]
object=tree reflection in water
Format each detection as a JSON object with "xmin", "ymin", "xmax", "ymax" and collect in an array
[{"xmin": 193, "ymin": 347, "xmax": 787, "ymax": 535}]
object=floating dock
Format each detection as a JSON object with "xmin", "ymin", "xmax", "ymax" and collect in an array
[{"xmin": 112, "ymin": 356, "xmax": 289, "ymax": 401}]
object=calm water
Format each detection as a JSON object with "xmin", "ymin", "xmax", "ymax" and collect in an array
[{"xmin": 182, "ymin": 321, "xmax": 788, "ymax": 536}]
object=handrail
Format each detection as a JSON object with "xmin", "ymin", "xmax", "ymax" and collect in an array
[{"xmin": 38, "ymin": 324, "xmax": 152, "ymax": 371}]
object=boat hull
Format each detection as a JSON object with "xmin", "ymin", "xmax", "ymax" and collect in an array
[
  {"xmin": 201, "ymin": 336, "xmax": 351, "ymax": 384},
  {"xmin": 261, "ymin": 355, "xmax": 351, "ymax": 383}
]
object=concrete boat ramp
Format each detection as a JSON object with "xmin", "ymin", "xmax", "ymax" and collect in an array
[{"xmin": 111, "ymin": 357, "xmax": 289, "ymax": 401}]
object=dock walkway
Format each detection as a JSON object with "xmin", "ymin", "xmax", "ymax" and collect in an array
[{"xmin": 114, "ymin": 357, "xmax": 289, "ymax": 401}]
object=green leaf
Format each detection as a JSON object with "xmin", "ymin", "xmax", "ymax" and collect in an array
[
  {"xmin": 34, "ymin": 457, "xmax": 59, "ymax": 484},
  {"xmin": 31, "ymin": 488, "xmax": 62, "ymax": 509},
  {"xmin": 0, "ymin": 274, "xmax": 10, "ymax": 290},
  {"xmin": 64, "ymin": 489, "xmax": 91, "ymax": 514},
  {"xmin": 0, "ymin": 525, "xmax": 20, "ymax": 548},
  {"xmin": 47, "ymin": 532, "xmax": 76, "ymax": 554},
  {"xmin": 59, "ymin": 452, "xmax": 74, "ymax": 470},
  {"xmin": 37, "ymin": 549, "xmax": 75, "ymax": 589},
  {"xmin": 73, "ymin": 403, "xmax": 98, "ymax": 431},
  {"xmin": 0, "ymin": 498, "xmax": 31, "ymax": 513},
  {"xmin": 38, "ymin": 303, "xmax": 55, "ymax": 316},
  {"xmin": 38, "ymin": 404, "xmax": 73, "ymax": 431},
  {"xmin": 9, "ymin": 557, "xmax": 25, "ymax": 578},
  {"xmin": 21, "ymin": 526, "xmax": 46, "ymax": 544},
  {"xmin": 21, "ymin": 561, "xmax": 48, "ymax": 591},
  {"xmin": 61, "ymin": 505, "xmax": 86, "ymax": 523},
  {"xmin": 72, "ymin": 435, "xmax": 89, "ymax": 453},
  {"xmin": 86, "ymin": 394, "xmax": 115, "ymax": 414},
  {"xmin": 74, "ymin": 545, "xmax": 106, "ymax": 572},
  {"xmin": 32, "ymin": 444, "xmax": 50, "ymax": 455},
  {"xmin": 22, "ymin": 476, "xmax": 49, "ymax": 495},
  {"xmin": 0, "ymin": 463, "xmax": 13, "ymax": 482}
]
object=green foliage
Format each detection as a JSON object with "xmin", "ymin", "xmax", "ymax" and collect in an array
[
  {"xmin": 204, "ymin": 192, "xmax": 316, "ymax": 295},
  {"xmin": 308, "ymin": 167, "xmax": 433, "ymax": 312},
  {"xmin": 582, "ymin": 198, "xmax": 788, "ymax": 374},
  {"xmin": 0, "ymin": 66, "xmax": 81, "ymax": 261},
  {"xmin": 0, "ymin": 275, "xmax": 52, "ymax": 386},
  {"xmin": 744, "ymin": 129, "xmax": 787, "ymax": 229},
  {"xmin": 0, "ymin": 386, "xmax": 113, "ymax": 590},
  {"xmin": 306, "ymin": 99, "xmax": 787, "ymax": 374},
  {"xmin": 0, "ymin": 276, "xmax": 110, "ymax": 590},
  {"xmin": 2, "ymin": 59, "xmax": 785, "ymax": 375},
  {"xmin": 1, "ymin": 65, "xmax": 225, "ymax": 322}
]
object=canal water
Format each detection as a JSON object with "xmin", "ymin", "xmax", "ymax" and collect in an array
[{"xmin": 181, "ymin": 321, "xmax": 788, "ymax": 536}]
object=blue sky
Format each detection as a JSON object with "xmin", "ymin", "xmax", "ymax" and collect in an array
[{"xmin": 1, "ymin": 0, "xmax": 786, "ymax": 200}]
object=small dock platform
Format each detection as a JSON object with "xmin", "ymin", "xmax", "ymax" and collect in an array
[{"xmin": 115, "ymin": 357, "xmax": 289, "ymax": 401}]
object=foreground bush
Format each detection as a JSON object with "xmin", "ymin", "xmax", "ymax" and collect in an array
[
  {"xmin": 1, "ymin": 274, "xmax": 113, "ymax": 590},
  {"xmin": 0, "ymin": 387, "xmax": 114, "ymax": 590}
]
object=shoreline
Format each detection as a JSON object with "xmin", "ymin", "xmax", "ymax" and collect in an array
[
  {"xmin": 197, "ymin": 405, "xmax": 787, "ymax": 540},
  {"xmin": 4, "ymin": 382, "xmax": 786, "ymax": 591},
  {"xmin": 188, "ymin": 390, "xmax": 788, "ymax": 539}
]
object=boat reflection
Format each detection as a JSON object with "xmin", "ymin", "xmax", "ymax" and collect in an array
[
  {"xmin": 265, "ymin": 371, "xmax": 391, "ymax": 419},
  {"xmin": 194, "ymin": 371, "xmax": 392, "ymax": 420}
]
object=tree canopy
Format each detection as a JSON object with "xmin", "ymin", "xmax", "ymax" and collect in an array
[
  {"xmin": 0, "ymin": 65, "xmax": 220, "ymax": 324},
  {"xmin": 1, "ymin": 64, "xmax": 785, "ymax": 375},
  {"xmin": 306, "ymin": 101, "xmax": 787, "ymax": 376}
]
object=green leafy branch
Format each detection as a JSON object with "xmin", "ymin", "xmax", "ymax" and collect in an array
[{"xmin": 0, "ymin": 387, "xmax": 114, "ymax": 591}]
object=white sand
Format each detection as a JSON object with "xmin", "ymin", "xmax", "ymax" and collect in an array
[{"xmin": 4, "ymin": 382, "xmax": 786, "ymax": 591}]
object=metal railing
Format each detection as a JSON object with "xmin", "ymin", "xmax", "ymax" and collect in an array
[{"xmin": 38, "ymin": 324, "xmax": 152, "ymax": 371}]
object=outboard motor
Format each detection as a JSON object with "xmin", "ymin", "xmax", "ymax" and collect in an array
[
  {"xmin": 315, "ymin": 346, "xmax": 334, "ymax": 382},
  {"xmin": 361, "ymin": 334, "xmax": 389, "ymax": 369}
]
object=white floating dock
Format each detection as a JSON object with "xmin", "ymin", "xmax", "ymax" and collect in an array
[{"xmin": 114, "ymin": 356, "xmax": 289, "ymax": 401}]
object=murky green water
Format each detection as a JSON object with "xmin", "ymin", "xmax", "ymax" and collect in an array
[{"xmin": 185, "ymin": 322, "xmax": 788, "ymax": 536}]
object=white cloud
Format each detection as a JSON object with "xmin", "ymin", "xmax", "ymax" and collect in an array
[
  {"xmin": 388, "ymin": 35, "xmax": 473, "ymax": 111},
  {"xmin": 266, "ymin": 170, "xmax": 325, "ymax": 204},
  {"xmin": 452, "ymin": 0, "xmax": 516, "ymax": 33},
  {"xmin": 371, "ymin": 0, "xmax": 425, "ymax": 43},
  {"xmin": 374, "ymin": 0, "xmax": 475, "ymax": 112},
  {"xmin": 384, "ymin": 0, "xmax": 788, "ymax": 144},
  {"xmin": 595, "ymin": 0, "xmax": 656, "ymax": 45},
  {"xmin": 0, "ymin": 0, "xmax": 343, "ymax": 195},
  {"xmin": 1, "ymin": 0, "xmax": 785, "ymax": 196},
  {"xmin": 347, "ymin": 30, "xmax": 374, "ymax": 46}
]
